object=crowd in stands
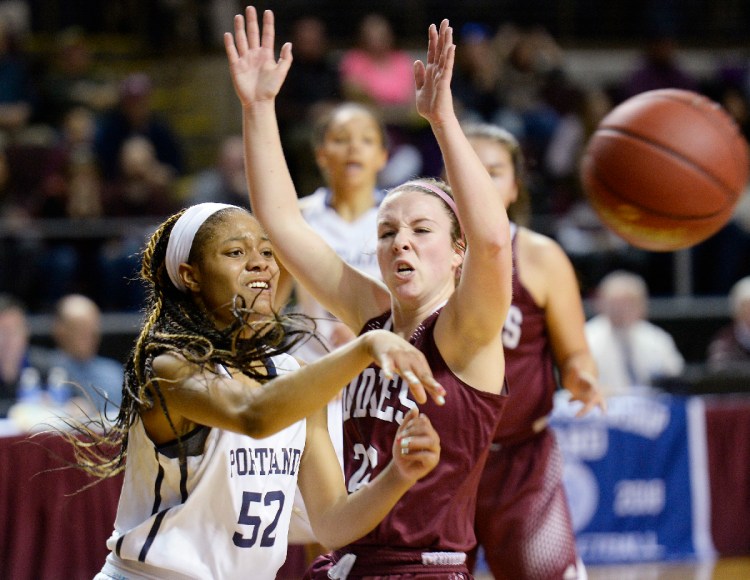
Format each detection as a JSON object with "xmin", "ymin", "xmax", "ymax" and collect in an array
[{"xmin": 0, "ymin": 5, "xmax": 749, "ymax": 318}]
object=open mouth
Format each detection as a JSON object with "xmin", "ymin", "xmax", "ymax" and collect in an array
[{"xmin": 247, "ymin": 281, "xmax": 270, "ymax": 290}]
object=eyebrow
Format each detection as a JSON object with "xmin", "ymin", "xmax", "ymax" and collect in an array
[
  {"xmin": 378, "ymin": 217, "xmax": 438, "ymax": 228},
  {"xmin": 223, "ymin": 231, "xmax": 270, "ymax": 242}
]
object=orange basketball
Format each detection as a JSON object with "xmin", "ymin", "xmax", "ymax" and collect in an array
[{"xmin": 580, "ymin": 88, "xmax": 750, "ymax": 251}]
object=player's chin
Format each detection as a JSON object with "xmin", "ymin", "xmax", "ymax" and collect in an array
[{"xmin": 240, "ymin": 290, "xmax": 275, "ymax": 313}]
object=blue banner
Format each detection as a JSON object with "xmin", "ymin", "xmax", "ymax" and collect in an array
[{"xmin": 550, "ymin": 392, "xmax": 713, "ymax": 565}]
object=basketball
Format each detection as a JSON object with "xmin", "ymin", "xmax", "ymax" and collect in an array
[{"xmin": 580, "ymin": 88, "xmax": 750, "ymax": 251}]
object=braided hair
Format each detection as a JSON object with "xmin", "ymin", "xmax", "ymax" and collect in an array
[{"xmin": 68, "ymin": 207, "xmax": 314, "ymax": 481}]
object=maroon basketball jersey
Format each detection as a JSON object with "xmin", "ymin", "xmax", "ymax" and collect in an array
[
  {"xmin": 495, "ymin": 226, "xmax": 557, "ymax": 444},
  {"xmin": 341, "ymin": 309, "xmax": 507, "ymax": 552}
]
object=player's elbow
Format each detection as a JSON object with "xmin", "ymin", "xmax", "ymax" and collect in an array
[
  {"xmin": 237, "ymin": 407, "xmax": 278, "ymax": 439},
  {"xmin": 308, "ymin": 522, "xmax": 346, "ymax": 552},
  {"xmin": 474, "ymin": 229, "xmax": 512, "ymax": 265}
]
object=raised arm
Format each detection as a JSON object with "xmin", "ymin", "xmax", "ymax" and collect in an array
[
  {"xmin": 417, "ymin": 21, "xmax": 512, "ymax": 387},
  {"xmin": 224, "ymin": 7, "xmax": 389, "ymax": 331}
]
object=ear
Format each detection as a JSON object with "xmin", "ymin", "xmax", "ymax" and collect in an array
[
  {"xmin": 451, "ymin": 243, "xmax": 465, "ymax": 270},
  {"xmin": 508, "ymin": 179, "xmax": 520, "ymax": 206},
  {"xmin": 178, "ymin": 263, "xmax": 200, "ymax": 293}
]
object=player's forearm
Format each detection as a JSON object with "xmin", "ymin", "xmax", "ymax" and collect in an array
[
  {"xmin": 313, "ymin": 462, "xmax": 413, "ymax": 550},
  {"xmin": 241, "ymin": 101, "xmax": 303, "ymax": 233},
  {"xmin": 243, "ymin": 335, "xmax": 376, "ymax": 438}
]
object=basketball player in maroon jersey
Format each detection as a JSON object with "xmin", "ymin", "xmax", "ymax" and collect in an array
[
  {"xmin": 226, "ymin": 8, "xmax": 511, "ymax": 577},
  {"xmin": 464, "ymin": 123, "xmax": 606, "ymax": 579}
]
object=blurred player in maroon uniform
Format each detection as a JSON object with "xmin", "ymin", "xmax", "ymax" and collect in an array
[{"xmin": 464, "ymin": 123, "xmax": 605, "ymax": 580}]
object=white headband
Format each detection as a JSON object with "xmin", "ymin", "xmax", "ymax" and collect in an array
[{"xmin": 166, "ymin": 203, "xmax": 237, "ymax": 292}]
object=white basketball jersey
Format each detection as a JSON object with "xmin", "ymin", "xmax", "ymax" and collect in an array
[
  {"xmin": 293, "ymin": 187, "xmax": 384, "ymax": 363},
  {"xmin": 103, "ymin": 353, "xmax": 305, "ymax": 580}
]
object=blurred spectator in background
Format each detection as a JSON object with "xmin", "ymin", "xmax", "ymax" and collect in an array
[
  {"xmin": 101, "ymin": 135, "xmax": 178, "ymax": 217},
  {"xmin": 707, "ymin": 276, "xmax": 750, "ymax": 369},
  {"xmin": 98, "ymin": 134, "xmax": 177, "ymax": 310},
  {"xmin": 285, "ymin": 102, "xmax": 388, "ymax": 362},
  {"xmin": 620, "ymin": 31, "xmax": 699, "ymax": 99},
  {"xmin": 36, "ymin": 26, "xmax": 118, "ymax": 128},
  {"xmin": 0, "ymin": 294, "xmax": 50, "ymax": 418},
  {"xmin": 0, "ymin": 13, "xmax": 34, "ymax": 141},
  {"xmin": 0, "ymin": 139, "xmax": 42, "ymax": 297},
  {"xmin": 493, "ymin": 24, "xmax": 565, "ymax": 166},
  {"xmin": 187, "ymin": 134, "xmax": 248, "ymax": 207},
  {"xmin": 277, "ymin": 15, "xmax": 341, "ymax": 194},
  {"xmin": 548, "ymin": 80, "xmax": 651, "ymax": 295},
  {"xmin": 585, "ymin": 270, "xmax": 685, "ymax": 395},
  {"xmin": 93, "ymin": 72, "xmax": 185, "ymax": 182},
  {"xmin": 49, "ymin": 293, "xmax": 122, "ymax": 417},
  {"xmin": 339, "ymin": 13, "xmax": 426, "ymax": 182},
  {"xmin": 555, "ymin": 200, "xmax": 649, "ymax": 297},
  {"xmin": 339, "ymin": 13, "xmax": 414, "ymax": 117},
  {"xmin": 14, "ymin": 106, "xmax": 105, "ymax": 311},
  {"xmin": 40, "ymin": 106, "xmax": 102, "ymax": 218},
  {"xmin": 546, "ymin": 86, "xmax": 613, "ymax": 217},
  {"xmin": 452, "ymin": 22, "xmax": 501, "ymax": 124},
  {"xmin": 539, "ymin": 76, "xmax": 588, "ymax": 215}
]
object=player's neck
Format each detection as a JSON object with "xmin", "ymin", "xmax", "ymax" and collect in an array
[{"xmin": 328, "ymin": 184, "xmax": 378, "ymax": 222}]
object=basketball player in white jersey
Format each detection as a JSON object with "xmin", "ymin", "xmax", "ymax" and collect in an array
[
  {"xmin": 279, "ymin": 102, "xmax": 390, "ymax": 554},
  {"xmin": 68, "ymin": 203, "xmax": 443, "ymax": 580}
]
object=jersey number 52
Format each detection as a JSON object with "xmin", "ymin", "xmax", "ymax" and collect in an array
[{"xmin": 232, "ymin": 490, "xmax": 285, "ymax": 548}]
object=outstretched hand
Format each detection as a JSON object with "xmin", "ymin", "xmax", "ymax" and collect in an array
[
  {"xmin": 224, "ymin": 6, "xmax": 292, "ymax": 108},
  {"xmin": 365, "ymin": 329, "xmax": 446, "ymax": 406},
  {"xmin": 414, "ymin": 19, "xmax": 455, "ymax": 125},
  {"xmin": 565, "ymin": 369, "xmax": 607, "ymax": 417}
]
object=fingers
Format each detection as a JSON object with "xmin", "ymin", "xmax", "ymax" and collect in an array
[
  {"xmin": 575, "ymin": 397, "xmax": 607, "ymax": 417},
  {"xmin": 393, "ymin": 411, "xmax": 440, "ymax": 483},
  {"xmin": 396, "ymin": 407, "xmax": 419, "ymax": 445},
  {"xmin": 430, "ymin": 19, "xmax": 452, "ymax": 62},
  {"xmin": 226, "ymin": 8, "xmax": 254, "ymax": 58},
  {"xmin": 396, "ymin": 411, "xmax": 439, "ymax": 457},
  {"xmin": 435, "ymin": 20, "xmax": 447, "ymax": 59},
  {"xmin": 230, "ymin": 7, "xmax": 275, "ymax": 54},
  {"xmin": 413, "ymin": 60, "xmax": 425, "ymax": 90},
  {"xmin": 574, "ymin": 399, "xmax": 596, "ymax": 418},
  {"xmin": 223, "ymin": 31, "xmax": 238, "ymax": 62},
  {"xmin": 398, "ymin": 369, "xmax": 445, "ymax": 406},
  {"xmin": 260, "ymin": 8, "xmax": 275, "ymax": 50},
  {"xmin": 442, "ymin": 32, "xmax": 455, "ymax": 79},
  {"xmin": 426, "ymin": 23, "xmax": 437, "ymax": 64},
  {"xmin": 570, "ymin": 387, "xmax": 607, "ymax": 417},
  {"xmin": 368, "ymin": 331, "xmax": 446, "ymax": 406},
  {"xmin": 278, "ymin": 42, "xmax": 294, "ymax": 74},
  {"xmin": 245, "ymin": 6, "xmax": 261, "ymax": 49},
  {"xmin": 374, "ymin": 353, "xmax": 393, "ymax": 381}
]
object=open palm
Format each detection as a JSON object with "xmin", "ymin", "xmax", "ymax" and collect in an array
[
  {"xmin": 414, "ymin": 19, "xmax": 455, "ymax": 124},
  {"xmin": 224, "ymin": 6, "xmax": 292, "ymax": 107}
]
